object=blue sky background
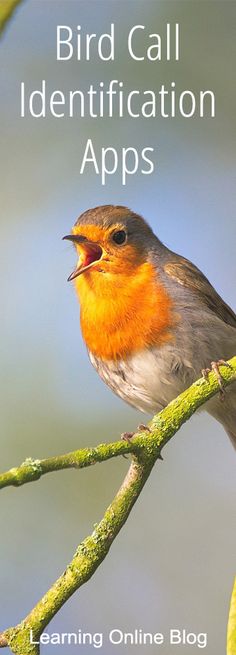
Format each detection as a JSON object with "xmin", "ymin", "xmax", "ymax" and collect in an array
[{"xmin": 0, "ymin": 2, "xmax": 235, "ymax": 653}]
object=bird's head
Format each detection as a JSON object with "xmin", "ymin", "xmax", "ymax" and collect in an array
[
  {"xmin": 63, "ymin": 205, "xmax": 157, "ymax": 281},
  {"xmin": 63, "ymin": 205, "xmax": 174, "ymax": 360}
]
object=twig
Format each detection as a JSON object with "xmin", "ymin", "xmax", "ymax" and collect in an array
[
  {"xmin": 227, "ymin": 577, "xmax": 236, "ymax": 655},
  {"xmin": 0, "ymin": 0, "xmax": 24, "ymax": 35},
  {"xmin": 1, "ymin": 356, "xmax": 236, "ymax": 492},
  {"xmin": 0, "ymin": 356, "xmax": 235, "ymax": 654}
]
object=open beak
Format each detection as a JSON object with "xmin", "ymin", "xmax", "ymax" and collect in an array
[{"xmin": 63, "ymin": 234, "xmax": 103, "ymax": 281}]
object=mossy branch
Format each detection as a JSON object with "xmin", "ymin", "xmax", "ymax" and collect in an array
[
  {"xmin": 1, "ymin": 356, "xmax": 236, "ymax": 492},
  {"xmin": 0, "ymin": 357, "xmax": 235, "ymax": 654},
  {"xmin": 227, "ymin": 577, "xmax": 236, "ymax": 655},
  {"xmin": 0, "ymin": 0, "xmax": 24, "ymax": 35}
]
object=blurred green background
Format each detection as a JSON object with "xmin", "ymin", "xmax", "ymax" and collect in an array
[{"xmin": 0, "ymin": 1, "xmax": 235, "ymax": 653}]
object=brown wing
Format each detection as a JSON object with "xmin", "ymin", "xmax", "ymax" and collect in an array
[{"xmin": 164, "ymin": 258, "xmax": 236, "ymax": 328}]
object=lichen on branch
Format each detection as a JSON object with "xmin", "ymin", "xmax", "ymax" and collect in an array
[
  {"xmin": 0, "ymin": 0, "xmax": 24, "ymax": 35},
  {"xmin": 0, "ymin": 356, "xmax": 235, "ymax": 654},
  {"xmin": 227, "ymin": 577, "xmax": 236, "ymax": 655},
  {"xmin": 1, "ymin": 356, "xmax": 236, "ymax": 492}
]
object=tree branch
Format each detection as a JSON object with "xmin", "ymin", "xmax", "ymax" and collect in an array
[
  {"xmin": 0, "ymin": 356, "xmax": 235, "ymax": 654},
  {"xmin": 1, "ymin": 356, "xmax": 236, "ymax": 492},
  {"xmin": 1, "ymin": 456, "xmax": 154, "ymax": 655},
  {"xmin": 227, "ymin": 577, "xmax": 236, "ymax": 655},
  {"xmin": 0, "ymin": 0, "xmax": 24, "ymax": 35}
]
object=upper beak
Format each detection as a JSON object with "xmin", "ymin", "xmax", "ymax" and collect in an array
[{"xmin": 63, "ymin": 234, "xmax": 103, "ymax": 281}]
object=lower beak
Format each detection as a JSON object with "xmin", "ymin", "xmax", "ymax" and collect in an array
[{"xmin": 63, "ymin": 234, "xmax": 103, "ymax": 281}]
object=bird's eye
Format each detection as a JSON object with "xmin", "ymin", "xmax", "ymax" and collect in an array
[{"xmin": 112, "ymin": 230, "xmax": 127, "ymax": 245}]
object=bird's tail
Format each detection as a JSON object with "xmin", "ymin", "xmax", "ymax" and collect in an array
[
  {"xmin": 207, "ymin": 386, "xmax": 236, "ymax": 450},
  {"xmin": 221, "ymin": 399, "xmax": 236, "ymax": 450},
  {"xmin": 226, "ymin": 430, "xmax": 236, "ymax": 450}
]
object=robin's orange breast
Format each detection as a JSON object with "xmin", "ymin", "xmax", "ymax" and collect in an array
[{"xmin": 74, "ymin": 261, "xmax": 176, "ymax": 361}]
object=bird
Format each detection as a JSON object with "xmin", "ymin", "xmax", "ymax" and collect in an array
[{"xmin": 63, "ymin": 205, "xmax": 236, "ymax": 449}]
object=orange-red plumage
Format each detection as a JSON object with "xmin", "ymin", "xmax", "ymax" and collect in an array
[
  {"xmin": 64, "ymin": 204, "xmax": 236, "ymax": 449},
  {"xmin": 75, "ymin": 257, "xmax": 175, "ymax": 361}
]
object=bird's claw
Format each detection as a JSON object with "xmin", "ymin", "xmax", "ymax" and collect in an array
[
  {"xmin": 121, "ymin": 431, "xmax": 135, "ymax": 442},
  {"xmin": 201, "ymin": 359, "xmax": 231, "ymax": 401},
  {"xmin": 121, "ymin": 423, "xmax": 151, "ymax": 443},
  {"xmin": 138, "ymin": 423, "xmax": 151, "ymax": 433}
]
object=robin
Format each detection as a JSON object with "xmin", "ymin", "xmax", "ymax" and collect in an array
[{"xmin": 63, "ymin": 205, "xmax": 236, "ymax": 449}]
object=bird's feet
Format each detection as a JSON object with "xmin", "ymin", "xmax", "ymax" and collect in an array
[
  {"xmin": 201, "ymin": 359, "xmax": 232, "ymax": 401},
  {"xmin": 121, "ymin": 432, "xmax": 135, "ymax": 442},
  {"xmin": 121, "ymin": 424, "xmax": 151, "ymax": 442},
  {"xmin": 138, "ymin": 423, "xmax": 152, "ymax": 433},
  {"xmin": 121, "ymin": 424, "xmax": 163, "ymax": 460}
]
